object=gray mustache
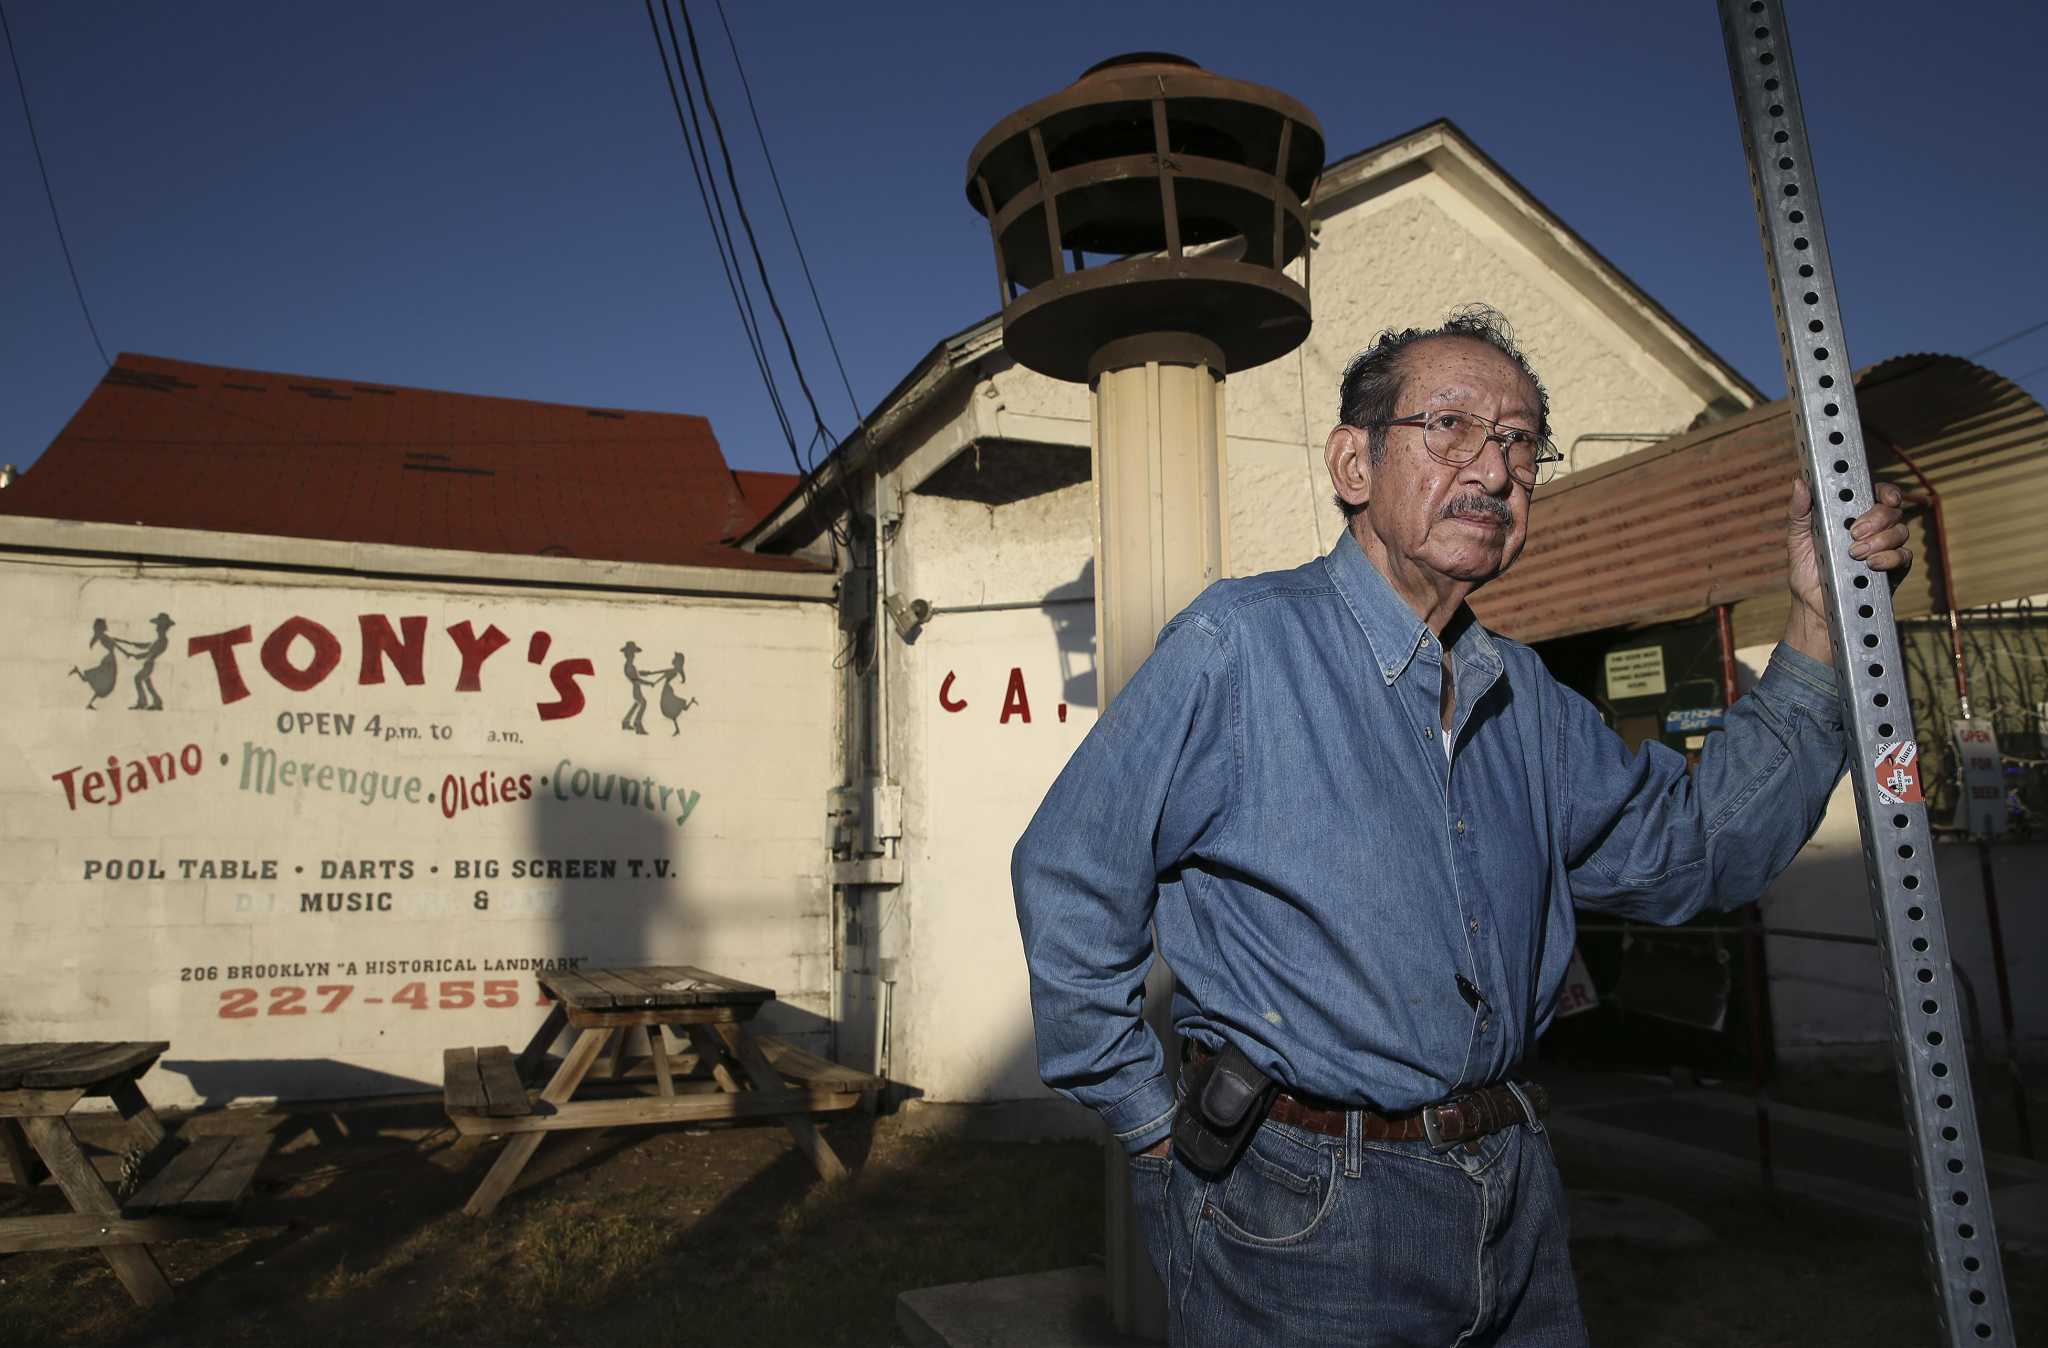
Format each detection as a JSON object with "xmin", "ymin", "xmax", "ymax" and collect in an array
[{"xmin": 1441, "ymin": 493, "xmax": 1513, "ymax": 527}]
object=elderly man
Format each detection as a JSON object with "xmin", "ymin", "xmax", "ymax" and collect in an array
[{"xmin": 1011, "ymin": 306, "xmax": 1909, "ymax": 1346}]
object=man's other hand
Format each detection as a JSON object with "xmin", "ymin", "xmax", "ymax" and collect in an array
[
  {"xmin": 1139, "ymin": 1138, "xmax": 1172, "ymax": 1160},
  {"xmin": 1782, "ymin": 477, "xmax": 1912, "ymax": 664}
]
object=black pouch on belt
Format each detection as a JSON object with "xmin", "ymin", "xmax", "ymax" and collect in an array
[{"xmin": 1171, "ymin": 1042, "xmax": 1276, "ymax": 1177}]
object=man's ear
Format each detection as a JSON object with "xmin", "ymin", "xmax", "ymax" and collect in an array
[{"xmin": 1326, "ymin": 424, "xmax": 1372, "ymax": 515}]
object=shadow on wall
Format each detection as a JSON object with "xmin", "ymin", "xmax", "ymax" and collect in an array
[
  {"xmin": 533, "ymin": 756, "xmax": 686, "ymax": 983},
  {"xmin": 899, "ymin": 1011, "xmax": 1101, "ymax": 1142},
  {"xmin": 1045, "ymin": 558, "xmax": 1098, "ymax": 712},
  {"xmin": 525, "ymin": 756, "xmax": 835, "ymax": 1060},
  {"xmin": 163, "ymin": 1058, "xmax": 431, "ymax": 1108}
]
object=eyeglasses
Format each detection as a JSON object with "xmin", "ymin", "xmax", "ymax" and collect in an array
[{"xmin": 1366, "ymin": 409, "xmax": 1563, "ymax": 489}]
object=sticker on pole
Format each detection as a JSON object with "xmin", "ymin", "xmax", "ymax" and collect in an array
[{"xmin": 1872, "ymin": 740, "xmax": 1925, "ymax": 806}]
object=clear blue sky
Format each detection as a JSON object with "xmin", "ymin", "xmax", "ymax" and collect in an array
[{"xmin": 4, "ymin": 1, "xmax": 2044, "ymax": 478}]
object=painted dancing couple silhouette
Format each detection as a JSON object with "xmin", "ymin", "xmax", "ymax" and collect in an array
[
  {"xmin": 620, "ymin": 641, "xmax": 697, "ymax": 736},
  {"xmin": 70, "ymin": 614, "xmax": 174, "ymax": 710}
]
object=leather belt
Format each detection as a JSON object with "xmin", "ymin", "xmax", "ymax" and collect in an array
[{"xmin": 1186, "ymin": 1044, "xmax": 1548, "ymax": 1151}]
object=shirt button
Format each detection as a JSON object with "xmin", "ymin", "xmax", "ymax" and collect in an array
[
  {"xmin": 1424, "ymin": 726, "xmax": 1435, "ymax": 740},
  {"xmin": 1455, "ymin": 819, "xmax": 1466, "ymax": 835},
  {"xmin": 1469, "ymin": 919, "xmax": 1480, "ymax": 933},
  {"xmin": 1480, "ymin": 1018, "xmax": 1490, "ymax": 1032}
]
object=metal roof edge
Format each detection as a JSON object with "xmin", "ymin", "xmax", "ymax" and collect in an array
[
  {"xmin": 1544, "ymin": 352, "xmax": 2046, "ymax": 497},
  {"xmin": 1308, "ymin": 120, "xmax": 1448, "ymax": 209},
  {"xmin": 0, "ymin": 516, "xmax": 838, "ymax": 603},
  {"xmin": 1471, "ymin": 351, "xmax": 2048, "ymax": 644},
  {"xmin": 737, "ymin": 317, "xmax": 1004, "ymax": 553}
]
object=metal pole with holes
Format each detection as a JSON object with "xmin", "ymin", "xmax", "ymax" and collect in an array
[{"xmin": 1717, "ymin": 4, "xmax": 2012, "ymax": 1342}]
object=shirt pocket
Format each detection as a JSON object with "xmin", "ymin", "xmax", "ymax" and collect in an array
[{"xmin": 1207, "ymin": 1124, "xmax": 1339, "ymax": 1248}]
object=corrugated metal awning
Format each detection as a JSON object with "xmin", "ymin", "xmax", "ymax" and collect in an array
[{"xmin": 1469, "ymin": 354, "xmax": 2048, "ymax": 648}]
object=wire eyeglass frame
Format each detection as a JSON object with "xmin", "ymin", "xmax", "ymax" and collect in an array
[{"xmin": 1366, "ymin": 409, "xmax": 1563, "ymax": 489}]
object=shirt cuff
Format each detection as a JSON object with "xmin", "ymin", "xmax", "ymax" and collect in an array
[
  {"xmin": 1099, "ymin": 1072, "xmax": 1179, "ymax": 1154},
  {"xmin": 1761, "ymin": 644, "xmax": 1843, "ymax": 727}
]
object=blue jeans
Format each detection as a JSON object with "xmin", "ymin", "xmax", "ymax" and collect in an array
[{"xmin": 1130, "ymin": 1115, "xmax": 1587, "ymax": 1347}]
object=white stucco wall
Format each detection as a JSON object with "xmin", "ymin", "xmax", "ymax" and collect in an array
[
  {"xmin": 0, "ymin": 542, "xmax": 839, "ymax": 1108},
  {"xmin": 1225, "ymin": 183, "xmax": 1727, "ymax": 576},
  {"xmin": 879, "ymin": 483, "xmax": 1096, "ymax": 1106}
]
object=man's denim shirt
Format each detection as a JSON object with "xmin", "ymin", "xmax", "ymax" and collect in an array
[{"xmin": 1012, "ymin": 531, "xmax": 1848, "ymax": 1154}]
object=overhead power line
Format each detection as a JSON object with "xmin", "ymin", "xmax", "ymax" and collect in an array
[
  {"xmin": 1968, "ymin": 318, "xmax": 2048, "ymax": 360},
  {"xmin": 664, "ymin": 0, "xmax": 854, "ymax": 544},
  {"xmin": 1, "ymin": 1, "xmax": 109, "ymax": 368},
  {"xmin": 712, "ymin": 0, "xmax": 864, "ymax": 434},
  {"xmin": 672, "ymin": 0, "xmax": 835, "ymax": 456},
  {"xmin": 645, "ymin": 0, "xmax": 801, "ymax": 480},
  {"xmin": 642, "ymin": 0, "xmax": 858, "ymax": 545}
]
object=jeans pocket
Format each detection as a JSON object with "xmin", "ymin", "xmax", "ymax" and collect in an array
[
  {"xmin": 1208, "ymin": 1125, "xmax": 1338, "ymax": 1249},
  {"xmin": 1127, "ymin": 1152, "xmax": 1175, "ymax": 1283}
]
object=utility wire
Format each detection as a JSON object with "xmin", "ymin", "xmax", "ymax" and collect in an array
[
  {"xmin": 2008, "ymin": 358, "xmax": 2048, "ymax": 384},
  {"xmin": 1969, "ymin": 319, "xmax": 2048, "ymax": 360},
  {"xmin": 644, "ymin": 0, "xmax": 798, "ymax": 469},
  {"xmin": 664, "ymin": 2, "xmax": 796, "ymax": 466},
  {"xmin": 712, "ymin": 0, "xmax": 863, "ymax": 433},
  {"xmin": 664, "ymin": 0, "xmax": 848, "ymax": 543},
  {"xmin": 645, "ymin": 0, "xmax": 850, "ymax": 547},
  {"xmin": 672, "ymin": 0, "xmax": 858, "ymax": 537},
  {"xmin": 1, "ymin": 1, "xmax": 109, "ymax": 368},
  {"xmin": 655, "ymin": 0, "xmax": 792, "ymax": 453},
  {"xmin": 673, "ymin": 0, "xmax": 835, "ymax": 453}
]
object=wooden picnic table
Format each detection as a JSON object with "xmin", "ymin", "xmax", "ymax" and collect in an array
[
  {"xmin": 0, "ymin": 1041, "xmax": 272, "ymax": 1307},
  {"xmin": 445, "ymin": 965, "xmax": 882, "ymax": 1218}
]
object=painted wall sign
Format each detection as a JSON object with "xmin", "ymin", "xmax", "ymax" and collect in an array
[
  {"xmin": 1, "ymin": 563, "xmax": 836, "ymax": 1108},
  {"xmin": 1603, "ymin": 646, "xmax": 1668, "ymax": 700},
  {"xmin": 936, "ymin": 666, "xmax": 1071, "ymax": 723}
]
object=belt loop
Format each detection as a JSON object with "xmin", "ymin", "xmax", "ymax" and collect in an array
[
  {"xmin": 1504, "ymin": 1080, "xmax": 1544, "ymax": 1135},
  {"xmin": 1344, "ymin": 1105, "xmax": 1362, "ymax": 1177}
]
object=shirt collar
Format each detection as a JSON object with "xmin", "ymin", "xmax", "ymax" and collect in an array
[{"xmin": 1322, "ymin": 528, "xmax": 1503, "ymax": 687}]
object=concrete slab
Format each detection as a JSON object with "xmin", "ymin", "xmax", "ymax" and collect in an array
[
  {"xmin": 897, "ymin": 1266, "xmax": 1142, "ymax": 1348},
  {"xmin": 1568, "ymin": 1190, "xmax": 1716, "ymax": 1249},
  {"xmin": 1546, "ymin": 1090, "xmax": 2048, "ymax": 1248}
]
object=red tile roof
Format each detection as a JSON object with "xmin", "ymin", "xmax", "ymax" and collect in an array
[
  {"xmin": 0, "ymin": 354, "xmax": 820, "ymax": 573},
  {"xmin": 731, "ymin": 469, "xmax": 801, "ymax": 535}
]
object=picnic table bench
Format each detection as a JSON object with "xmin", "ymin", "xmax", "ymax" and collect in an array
[
  {"xmin": 0, "ymin": 1041, "xmax": 274, "ymax": 1306},
  {"xmin": 445, "ymin": 966, "xmax": 883, "ymax": 1217}
]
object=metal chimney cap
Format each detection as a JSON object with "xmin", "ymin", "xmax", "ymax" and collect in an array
[
  {"xmin": 1077, "ymin": 52, "xmax": 1200, "ymax": 79},
  {"xmin": 965, "ymin": 55, "xmax": 1323, "ymax": 382}
]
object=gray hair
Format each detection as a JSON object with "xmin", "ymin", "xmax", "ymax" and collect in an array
[{"xmin": 1333, "ymin": 304, "xmax": 1551, "ymax": 520}]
